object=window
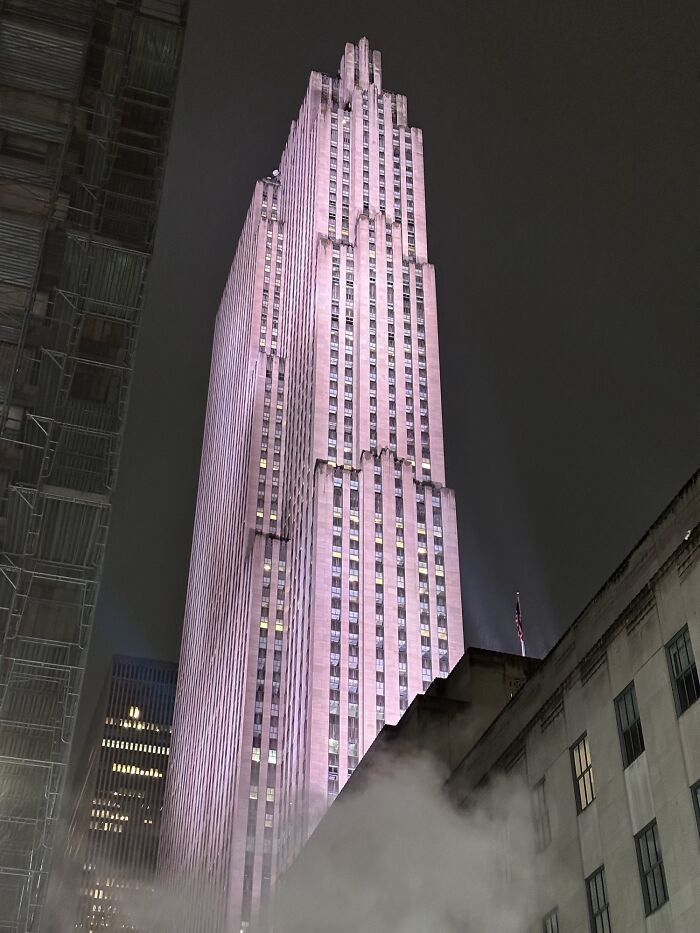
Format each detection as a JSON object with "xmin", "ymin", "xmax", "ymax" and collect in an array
[
  {"xmin": 666, "ymin": 626, "xmax": 699, "ymax": 715},
  {"xmin": 635, "ymin": 820, "xmax": 668, "ymax": 915},
  {"xmin": 586, "ymin": 866, "xmax": 611, "ymax": 933},
  {"xmin": 692, "ymin": 781, "xmax": 700, "ymax": 839},
  {"xmin": 543, "ymin": 908, "xmax": 559, "ymax": 933},
  {"xmin": 614, "ymin": 682, "xmax": 644, "ymax": 767},
  {"xmin": 532, "ymin": 779, "xmax": 551, "ymax": 851},
  {"xmin": 571, "ymin": 733, "xmax": 595, "ymax": 812}
]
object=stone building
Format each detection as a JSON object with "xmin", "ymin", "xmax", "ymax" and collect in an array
[
  {"xmin": 160, "ymin": 38, "xmax": 464, "ymax": 932},
  {"xmin": 277, "ymin": 471, "xmax": 700, "ymax": 932}
]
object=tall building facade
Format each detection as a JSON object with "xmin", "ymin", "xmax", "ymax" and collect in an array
[
  {"xmin": 66, "ymin": 656, "xmax": 177, "ymax": 931},
  {"xmin": 278, "ymin": 473, "xmax": 700, "ymax": 933},
  {"xmin": 0, "ymin": 2, "xmax": 186, "ymax": 929},
  {"xmin": 161, "ymin": 39, "xmax": 464, "ymax": 931}
]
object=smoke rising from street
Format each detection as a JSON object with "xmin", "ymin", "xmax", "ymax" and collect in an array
[
  {"xmin": 274, "ymin": 752, "xmax": 537, "ymax": 933},
  {"xmin": 49, "ymin": 752, "xmax": 537, "ymax": 932}
]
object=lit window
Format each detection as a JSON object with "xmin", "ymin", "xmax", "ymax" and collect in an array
[
  {"xmin": 635, "ymin": 820, "xmax": 668, "ymax": 915},
  {"xmin": 666, "ymin": 626, "xmax": 699, "ymax": 716},
  {"xmin": 586, "ymin": 866, "xmax": 611, "ymax": 933},
  {"xmin": 614, "ymin": 682, "xmax": 644, "ymax": 767},
  {"xmin": 570, "ymin": 733, "xmax": 595, "ymax": 812}
]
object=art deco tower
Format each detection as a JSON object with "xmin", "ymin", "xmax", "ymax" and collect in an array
[{"xmin": 161, "ymin": 39, "xmax": 464, "ymax": 932}]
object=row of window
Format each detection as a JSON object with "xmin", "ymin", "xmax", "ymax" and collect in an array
[
  {"xmin": 569, "ymin": 625, "xmax": 698, "ymax": 818},
  {"xmin": 534, "ymin": 625, "xmax": 699, "ymax": 929},
  {"xmin": 543, "ymin": 821, "xmax": 670, "ymax": 933}
]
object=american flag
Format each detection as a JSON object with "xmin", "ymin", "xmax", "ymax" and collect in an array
[{"xmin": 515, "ymin": 593, "xmax": 525, "ymax": 648}]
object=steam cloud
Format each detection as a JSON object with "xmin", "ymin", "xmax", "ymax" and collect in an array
[
  {"xmin": 48, "ymin": 752, "xmax": 537, "ymax": 932},
  {"xmin": 274, "ymin": 753, "xmax": 537, "ymax": 933}
]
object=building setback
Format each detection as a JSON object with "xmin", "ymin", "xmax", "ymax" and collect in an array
[
  {"xmin": 160, "ymin": 38, "xmax": 464, "ymax": 932},
  {"xmin": 66, "ymin": 656, "xmax": 177, "ymax": 931},
  {"xmin": 278, "ymin": 472, "xmax": 700, "ymax": 933},
  {"xmin": 0, "ymin": 2, "xmax": 186, "ymax": 929}
]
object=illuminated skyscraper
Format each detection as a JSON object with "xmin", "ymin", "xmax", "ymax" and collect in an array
[
  {"xmin": 66, "ymin": 656, "xmax": 177, "ymax": 931},
  {"xmin": 161, "ymin": 38, "xmax": 464, "ymax": 931}
]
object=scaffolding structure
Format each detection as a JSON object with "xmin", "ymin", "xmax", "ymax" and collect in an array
[{"xmin": 0, "ymin": 1, "xmax": 186, "ymax": 928}]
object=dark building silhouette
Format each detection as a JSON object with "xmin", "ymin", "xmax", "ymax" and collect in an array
[{"xmin": 0, "ymin": 2, "xmax": 186, "ymax": 928}]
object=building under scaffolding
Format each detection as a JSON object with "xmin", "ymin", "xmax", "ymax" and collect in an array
[{"xmin": 0, "ymin": 2, "xmax": 187, "ymax": 929}]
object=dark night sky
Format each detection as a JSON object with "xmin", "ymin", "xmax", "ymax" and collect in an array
[{"xmin": 76, "ymin": 0, "xmax": 699, "ymax": 754}]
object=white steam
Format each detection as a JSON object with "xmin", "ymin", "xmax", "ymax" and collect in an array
[
  {"xmin": 274, "ymin": 752, "xmax": 537, "ymax": 933},
  {"xmin": 47, "ymin": 753, "xmax": 537, "ymax": 932}
]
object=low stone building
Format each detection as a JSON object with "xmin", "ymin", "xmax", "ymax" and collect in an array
[{"xmin": 276, "ymin": 471, "xmax": 699, "ymax": 932}]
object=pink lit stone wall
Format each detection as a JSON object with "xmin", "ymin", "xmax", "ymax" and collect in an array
[{"xmin": 160, "ymin": 39, "xmax": 464, "ymax": 932}]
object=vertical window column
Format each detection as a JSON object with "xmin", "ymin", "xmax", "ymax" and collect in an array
[
  {"xmin": 586, "ymin": 866, "xmax": 611, "ymax": 933},
  {"xmin": 343, "ymin": 249, "xmax": 354, "ymax": 466},
  {"xmin": 328, "ymin": 109, "xmax": 338, "ymax": 239},
  {"xmin": 415, "ymin": 484, "xmax": 429, "ymax": 701},
  {"xmin": 386, "ymin": 228, "xmax": 396, "ymax": 452},
  {"xmin": 368, "ymin": 231, "xmax": 377, "ymax": 450},
  {"xmin": 635, "ymin": 820, "xmax": 668, "ymax": 915},
  {"xmin": 328, "ymin": 247, "xmax": 340, "ymax": 463},
  {"xmin": 571, "ymin": 733, "xmax": 596, "ymax": 812},
  {"xmin": 328, "ymin": 472, "xmax": 343, "ymax": 801},
  {"xmin": 341, "ymin": 112, "xmax": 350, "ymax": 240},
  {"xmin": 666, "ymin": 626, "xmax": 700, "ymax": 715},
  {"xmin": 362, "ymin": 91, "xmax": 369, "ymax": 213},
  {"xmin": 378, "ymin": 98, "xmax": 386, "ymax": 214},
  {"xmin": 405, "ymin": 129, "xmax": 415, "ymax": 257}
]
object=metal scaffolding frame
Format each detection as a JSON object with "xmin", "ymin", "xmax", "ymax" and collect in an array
[{"xmin": 0, "ymin": 1, "xmax": 186, "ymax": 928}]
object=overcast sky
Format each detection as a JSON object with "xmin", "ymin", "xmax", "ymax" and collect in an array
[{"xmin": 76, "ymin": 0, "xmax": 698, "ymax": 753}]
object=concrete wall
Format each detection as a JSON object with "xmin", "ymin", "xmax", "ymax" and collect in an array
[{"xmin": 447, "ymin": 472, "xmax": 700, "ymax": 932}]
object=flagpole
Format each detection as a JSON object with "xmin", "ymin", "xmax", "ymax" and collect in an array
[{"xmin": 517, "ymin": 590, "xmax": 526, "ymax": 657}]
